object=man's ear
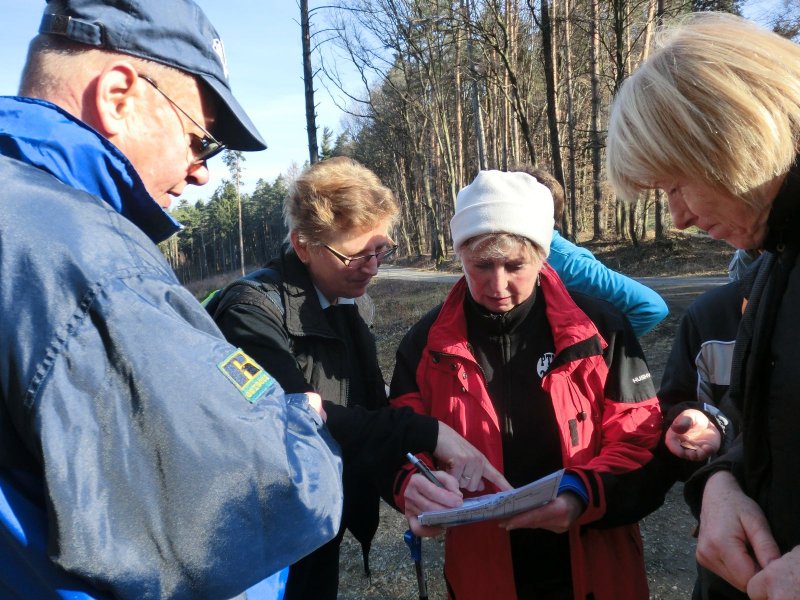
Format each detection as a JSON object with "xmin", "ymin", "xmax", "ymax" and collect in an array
[
  {"xmin": 91, "ymin": 62, "xmax": 141, "ymax": 138},
  {"xmin": 290, "ymin": 230, "xmax": 311, "ymax": 263}
]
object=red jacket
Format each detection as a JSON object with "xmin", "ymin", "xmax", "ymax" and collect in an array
[{"xmin": 390, "ymin": 267, "xmax": 662, "ymax": 600}]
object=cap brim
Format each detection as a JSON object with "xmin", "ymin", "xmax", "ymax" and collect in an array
[{"xmin": 202, "ymin": 75, "xmax": 267, "ymax": 152}]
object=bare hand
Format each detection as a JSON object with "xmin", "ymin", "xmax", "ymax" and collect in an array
[
  {"xmin": 305, "ymin": 392, "xmax": 325, "ymax": 421},
  {"xmin": 499, "ymin": 492, "xmax": 584, "ymax": 533},
  {"xmin": 433, "ymin": 422, "xmax": 512, "ymax": 492},
  {"xmin": 404, "ymin": 471, "xmax": 462, "ymax": 537},
  {"xmin": 665, "ymin": 409, "xmax": 721, "ymax": 461},
  {"xmin": 747, "ymin": 545, "xmax": 800, "ymax": 600},
  {"xmin": 696, "ymin": 471, "xmax": 780, "ymax": 591}
]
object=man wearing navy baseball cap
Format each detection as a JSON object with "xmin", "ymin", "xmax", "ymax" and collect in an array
[
  {"xmin": 0, "ymin": 3, "xmax": 510, "ymax": 597},
  {"xmin": 0, "ymin": 2, "xmax": 341, "ymax": 598}
]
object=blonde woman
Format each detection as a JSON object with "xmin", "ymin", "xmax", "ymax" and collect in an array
[{"xmin": 607, "ymin": 12, "xmax": 800, "ymax": 599}]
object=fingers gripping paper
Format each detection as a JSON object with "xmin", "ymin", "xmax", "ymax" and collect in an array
[{"xmin": 418, "ymin": 470, "xmax": 564, "ymax": 528}]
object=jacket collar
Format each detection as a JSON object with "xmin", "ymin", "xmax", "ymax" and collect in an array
[
  {"xmin": 430, "ymin": 264, "xmax": 604, "ymax": 361},
  {"xmin": 463, "ymin": 281, "xmax": 537, "ymax": 336},
  {"xmin": 273, "ymin": 245, "xmax": 373, "ymax": 339},
  {"xmin": 764, "ymin": 160, "xmax": 800, "ymax": 252},
  {"xmin": 0, "ymin": 96, "xmax": 180, "ymax": 243}
]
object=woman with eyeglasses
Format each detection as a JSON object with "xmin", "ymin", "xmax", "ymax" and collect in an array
[
  {"xmin": 212, "ymin": 156, "xmax": 396, "ymax": 598},
  {"xmin": 210, "ymin": 157, "xmax": 508, "ymax": 599}
]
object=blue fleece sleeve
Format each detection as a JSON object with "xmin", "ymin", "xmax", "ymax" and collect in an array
[{"xmin": 548, "ymin": 233, "xmax": 668, "ymax": 337}]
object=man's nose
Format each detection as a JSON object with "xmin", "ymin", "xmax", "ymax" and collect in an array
[{"xmin": 187, "ymin": 161, "xmax": 211, "ymax": 186}]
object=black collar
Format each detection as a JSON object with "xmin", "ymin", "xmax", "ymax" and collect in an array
[
  {"xmin": 464, "ymin": 284, "xmax": 538, "ymax": 336},
  {"xmin": 764, "ymin": 161, "xmax": 800, "ymax": 251}
]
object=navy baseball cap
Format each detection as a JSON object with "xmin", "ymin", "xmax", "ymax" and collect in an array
[{"xmin": 38, "ymin": 0, "xmax": 267, "ymax": 151}]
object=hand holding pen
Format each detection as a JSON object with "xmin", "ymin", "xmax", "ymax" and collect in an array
[
  {"xmin": 403, "ymin": 453, "xmax": 463, "ymax": 536},
  {"xmin": 406, "ymin": 452, "xmax": 445, "ymax": 488}
]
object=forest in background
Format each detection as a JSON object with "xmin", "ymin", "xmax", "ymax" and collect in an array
[{"xmin": 160, "ymin": 0, "xmax": 800, "ymax": 283}]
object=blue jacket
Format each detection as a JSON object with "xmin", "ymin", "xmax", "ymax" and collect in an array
[
  {"xmin": 0, "ymin": 96, "xmax": 342, "ymax": 599},
  {"xmin": 548, "ymin": 230, "xmax": 668, "ymax": 337}
]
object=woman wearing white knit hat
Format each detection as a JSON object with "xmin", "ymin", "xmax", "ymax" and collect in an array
[{"xmin": 389, "ymin": 170, "xmax": 662, "ymax": 600}]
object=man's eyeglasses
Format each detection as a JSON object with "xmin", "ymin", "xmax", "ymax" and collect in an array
[
  {"xmin": 138, "ymin": 74, "xmax": 226, "ymax": 164},
  {"xmin": 323, "ymin": 243, "xmax": 398, "ymax": 268}
]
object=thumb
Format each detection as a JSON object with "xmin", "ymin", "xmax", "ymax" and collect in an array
[
  {"xmin": 671, "ymin": 415, "xmax": 694, "ymax": 435},
  {"xmin": 743, "ymin": 518, "xmax": 781, "ymax": 569}
]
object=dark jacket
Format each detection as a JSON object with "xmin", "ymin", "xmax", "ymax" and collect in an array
[
  {"xmin": 211, "ymin": 245, "xmax": 438, "ymax": 596},
  {"xmin": 212, "ymin": 246, "xmax": 387, "ymax": 408},
  {"xmin": 660, "ymin": 279, "xmax": 745, "ymax": 457},
  {"xmin": 0, "ymin": 96, "xmax": 342, "ymax": 599},
  {"xmin": 686, "ymin": 165, "xmax": 800, "ymax": 556},
  {"xmin": 658, "ymin": 280, "xmax": 748, "ymax": 600},
  {"xmin": 390, "ymin": 268, "xmax": 662, "ymax": 600}
]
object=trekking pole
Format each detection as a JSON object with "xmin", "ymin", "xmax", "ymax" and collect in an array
[{"xmin": 404, "ymin": 529, "xmax": 428, "ymax": 600}]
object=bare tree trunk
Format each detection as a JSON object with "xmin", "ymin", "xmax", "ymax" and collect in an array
[
  {"xmin": 454, "ymin": 13, "xmax": 465, "ymax": 189},
  {"xmin": 301, "ymin": 0, "xmax": 319, "ymax": 164},
  {"xmin": 654, "ymin": 0, "xmax": 667, "ymax": 238},
  {"xmin": 613, "ymin": 0, "xmax": 628, "ymax": 92},
  {"xmin": 628, "ymin": 199, "xmax": 639, "ymax": 246},
  {"xmin": 563, "ymin": 0, "xmax": 579, "ymax": 241},
  {"xmin": 463, "ymin": 0, "xmax": 488, "ymax": 170},
  {"xmin": 641, "ymin": 0, "xmax": 657, "ymax": 63},
  {"xmin": 590, "ymin": 0, "xmax": 604, "ymax": 240},
  {"xmin": 640, "ymin": 191, "xmax": 650, "ymax": 240},
  {"xmin": 236, "ymin": 166, "xmax": 245, "ymax": 275},
  {"xmin": 540, "ymin": 0, "xmax": 566, "ymax": 221}
]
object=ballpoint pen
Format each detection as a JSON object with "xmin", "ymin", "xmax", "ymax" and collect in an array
[{"xmin": 406, "ymin": 452, "xmax": 445, "ymax": 488}]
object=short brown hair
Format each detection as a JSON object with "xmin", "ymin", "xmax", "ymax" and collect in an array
[
  {"xmin": 284, "ymin": 157, "xmax": 399, "ymax": 244},
  {"xmin": 508, "ymin": 163, "xmax": 565, "ymax": 225}
]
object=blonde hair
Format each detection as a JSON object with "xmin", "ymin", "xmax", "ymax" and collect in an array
[
  {"xmin": 284, "ymin": 157, "xmax": 399, "ymax": 244},
  {"xmin": 458, "ymin": 232, "xmax": 545, "ymax": 265},
  {"xmin": 607, "ymin": 12, "xmax": 800, "ymax": 206}
]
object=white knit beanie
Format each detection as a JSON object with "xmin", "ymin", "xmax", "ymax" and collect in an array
[{"xmin": 450, "ymin": 170, "xmax": 554, "ymax": 256}]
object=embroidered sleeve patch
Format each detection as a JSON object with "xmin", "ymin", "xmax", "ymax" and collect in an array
[{"xmin": 218, "ymin": 349, "xmax": 275, "ymax": 404}]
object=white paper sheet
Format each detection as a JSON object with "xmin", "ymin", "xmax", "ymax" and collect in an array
[{"xmin": 417, "ymin": 469, "xmax": 564, "ymax": 528}]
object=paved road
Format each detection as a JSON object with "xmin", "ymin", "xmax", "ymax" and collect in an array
[
  {"xmin": 376, "ymin": 266, "xmax": 461, "ymax": 284},
  {"xmin": 636, "ymin": 275, "xmax": 728, "ymax": 312},
  {"xmin": 378, "ymin": 266, "xmax": 728, "ymax": 311}
]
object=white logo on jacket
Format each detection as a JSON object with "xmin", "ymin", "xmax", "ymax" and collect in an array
[{"xmin": 537, "ymin": 352, "xmax": 554, "ymax": 378}]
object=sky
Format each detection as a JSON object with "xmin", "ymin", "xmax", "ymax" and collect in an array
[{"xmin": 0, "ymin": 0, "xmax": 355, "ymax": 205}]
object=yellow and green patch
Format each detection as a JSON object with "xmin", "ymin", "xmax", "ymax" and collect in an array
[{"xmin": 218, "ymin": 349, "xmax": 275, "ymax": 403}]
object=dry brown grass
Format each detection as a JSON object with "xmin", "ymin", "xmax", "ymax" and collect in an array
[
  {"xmin": 368, "ymin": 280, "xmax": 453, "ymax": 376},
  {"xmin": 583, "ymin": 232, "xmax": 732, "ymax": 277}
]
